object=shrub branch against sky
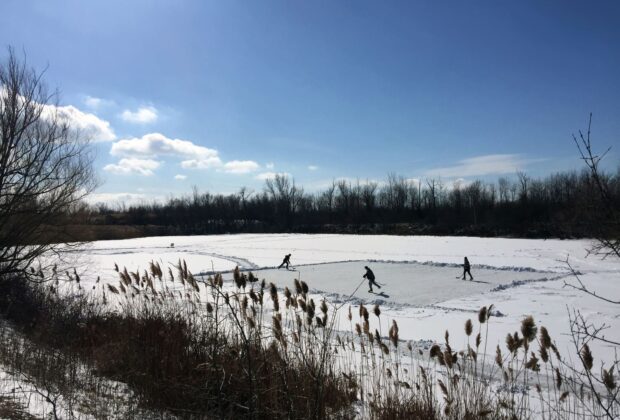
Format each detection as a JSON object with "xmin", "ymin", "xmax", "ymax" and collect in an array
[{"xmin": 1, "ymin": 0, "xmax": 619, "ymax": 203}]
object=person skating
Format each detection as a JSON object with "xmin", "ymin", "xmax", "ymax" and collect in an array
[
  {"xmin": 462, "ymin": 257, "xmax": 474, "ymax": 281},
  {"xmin": 363, "ymin": 266, "xmax": 381, "ymax": 292},
  {"xmin": 278, "ymin": 254, "xmax": 292, "ymax": 269}
]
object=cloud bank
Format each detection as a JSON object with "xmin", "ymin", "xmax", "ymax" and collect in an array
[
  {"xmin": 108, "ymin": 133, "xmax": 259, "ymax": 176},
  {"xmin": 424, "ymin": 154, "xmax": 537, "ymax": 178}
]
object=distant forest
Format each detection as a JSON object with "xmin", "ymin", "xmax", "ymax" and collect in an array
[{"xmin": 79, "ymin": 167, "xmax": 620, "ymax": 240}]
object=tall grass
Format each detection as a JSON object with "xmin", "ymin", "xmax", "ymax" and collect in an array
[{"xmin": 0, "ymin": 261, "xmax": 617, "ymax": 419}]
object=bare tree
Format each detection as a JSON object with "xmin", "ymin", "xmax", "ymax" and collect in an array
[
  {"xmin": 563, "ymin": 114, "xmax": 619, "ymax": 418},
  {"xmin": 0, "ymin": 48, "xmax": 96, "ymax": 280},
  {"xmin": 264, "ymin": 174, "xmax": 302, "ymax": 227}
]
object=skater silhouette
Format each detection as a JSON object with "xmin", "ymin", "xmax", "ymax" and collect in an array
[
  {"xmin": 278, "ymin": 254, "xmax": 292, "ymax": 269},
  {"xmin": 363, "ymin": 266, "xmax": 381, "ymax": 292},
  {"xmin": 462, "ymin": 257, "xmax": 474, "ymax": 281}
]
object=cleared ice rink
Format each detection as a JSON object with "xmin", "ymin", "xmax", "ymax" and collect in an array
[{"xmin": 229, "ymin": 261, "xmax": 558, "ymax": 307}]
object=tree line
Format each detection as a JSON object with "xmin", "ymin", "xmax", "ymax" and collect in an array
[{"xmin": 89, "ymin": 167, "xmax": 620, "ymax": 238}]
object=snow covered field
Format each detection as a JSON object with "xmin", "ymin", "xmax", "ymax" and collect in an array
[{"xmin": 68, "ymin": 234, "xmax": 620, "ymax": 365}]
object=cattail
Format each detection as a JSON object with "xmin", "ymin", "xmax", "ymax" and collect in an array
[
  {"xmin": 107, "ymin": 284, "xmax": 119, "ymax": 294},
  {"xmin": 361, "ymin": 306, "xmax": 369, "ymax": 322},
  {"xmin": 249, "ymin": 289, "xmax": 258, "ymax": 303},
  {"xmin": 233, "ymin": 266, "xmax": 242, "ymax": 288},
  {"xmin": 444, "ymin": 349, "xmax": 454, "ymax": 368},
  {"xmin": 298, "ymin": 299, "xmax": 307, "ymax": 312},
  {"xmin": 465, "ymin": 319, "xmax": 473, "ymax": 336},
  {"xmin": 540, "ymin": 346, "xmax": 549, "ymax": 363},
  {"xmin": 373, "ymin": 304, "xmax": 381, "ymax": 318},
  {"xmin": 347, "ymin": 306, "xmax": 352, "ymax": 321},
  {"xmin": 320, "ymin": 300, "xmax": 328, "ymax": 315},
  {"xmin": 559, "ymin": 391, "xmax": 569, "ymax": 403},
  {"xmin": 284, "ymin": 287, "xmax": 291, "ymax": 299},
  {"xmin": 386, "ymin": 368, "xmax": 392, "ymax": 378},
  {"xmin": 374, "ymin": 329, "xmax": 381, "ymax": 344},
  {"xmin": 407, "ymin": 341, "xmax": 413, "ymax": 352},
  {"xmin": 294, "ymin": 279, "xmax": 302, "ymax": 295},
  {"xmin": 114, "ymin": 263, "xmax": 119, "ymax": 272},
  {"xmin": 521, "ymin": 316, "xmax": 537, "ymax": 342},
  {"xmin": 206, "ymin": 302, "xmax": 213, "ymax": 313},
  {"xmin": 495, "ymin": 345, "xmax": 503, "ymax": 367},
  {"xmin": 581, "ymin": 344, "xmax": 593, "ymax": 371},
  {"xmin": 119, "ymin": 282, "xmax": 126, "ymax": 294},
  {"xmin": 525, "ymin": 352, "xmax": 540, "ymax": 372},
  {"xmin": 468, "ymin": 346, "xmax": 477, "ymax": 362},
  {"xmin": 301, "ymin": 281, "xmax": 309, "ymax": 295},
  {"xmin": 430, "ymin": 344, "xmax": 441, "ymax": 359},
  {"xmin": 389, "ymin": 320, "xmax": 399, "ymax": 347},
  {"xmin": 363, "ymin": 320, "xmax": 369, "ymax": 335},
  {"xmin": 380, "ymin": 343, "xmax": 389, "ymax": 355},
  {"xmin": 539, "ymin": 326, "xmax": 552, "ymax": 349},
  {"xmin": 355, "ymin": 323, "xmax": 362, "ymax": 336},
  {"xmin": 476, "ymin": 332, "xmax": 481, "ymax": 348},
  {"xmin": 478, "ymin": 306, "xmax": 488, "ymax": 324},
  {"xmin": 602, "ymin": 367, "xmax": 616, "ymax": 391},
  {"xmin": 269, "ymin": 282, "xmax": 277, "ymax": 300},
  {"xmin": 551, "ymin": 344, "xmax": 561, "ymax": 361}
]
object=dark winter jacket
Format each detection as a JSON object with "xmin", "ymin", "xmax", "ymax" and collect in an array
[{"xmin": 363, "ymin": 267, "xmax": 375, "ymax": 281}]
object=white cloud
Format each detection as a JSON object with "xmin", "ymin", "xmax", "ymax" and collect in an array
[
  {"xmin": 43, "ymin": 104, "xmax": 116, "ymax": 142},
  {"xmin": 103, "ymin": 158, "xmax": 160, "ymax": 176},
  {"xmin": 424, "ymin": 154, "xmax": 537, "ymax": 178},
  {"xmin": 111, "ymin": 133, "xmax": 219, "ymax": 160},
  {"xmin": 109, "ymin": 133, "xmax": 264, "ymax": 174},
  {"xmin": 120, "ymin": 106, "xmax": 158, "ymax": 124},
  {"xmin": 265, "ymin": 162, "xmax": 275, "ymax": 170},
  {"xmin": 181, "ymin": 156, "xmax": 223, "ymax": 169},
  {"xmin": 223, "ymin": 160, "xmax": 260, "ymax": 174},
  {"xmin": 0, "ymin": 87, "xmax": 115, "ymax": 142},
  {"xmin": 255, "ymin": 171, "xmax": 291, "ymax": 181},
  {"xmin": 308, "ymin": 165, "xmax": 318, "ymax": 171},
  {"xmin": 174, "ymin": 174, "xmax": 187, "ymax": 180},
  {"xmin": 84, "ymin": 95, "xmax": 114, "ymax": 109}
]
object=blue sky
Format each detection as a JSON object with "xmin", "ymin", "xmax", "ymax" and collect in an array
[{"xmin": 1, "ymin": 0, "xmax": 619, "ymax": 204}]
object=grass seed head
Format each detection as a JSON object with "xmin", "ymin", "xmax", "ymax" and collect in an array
[
  {"xmin": 540, "ymin": 326, "xmax": 552, "ymax": 349},
  {"xmin": 521, "ymin": 315, "xmax": 537, "ymax": 342},
  {"xmin": 478, "ymin": 306, "xmax": 488, "ymax": 324},
  {"xmin": 602, "ymin": 367, "xmax": 616, "ymax": 391},
  {"xmin": 465, "ymin": 319, "xmax": 473, "ymax": 336},
  {"xmin": 581, "ymin": 344, "xmax": 593, "ymax": 371}
]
